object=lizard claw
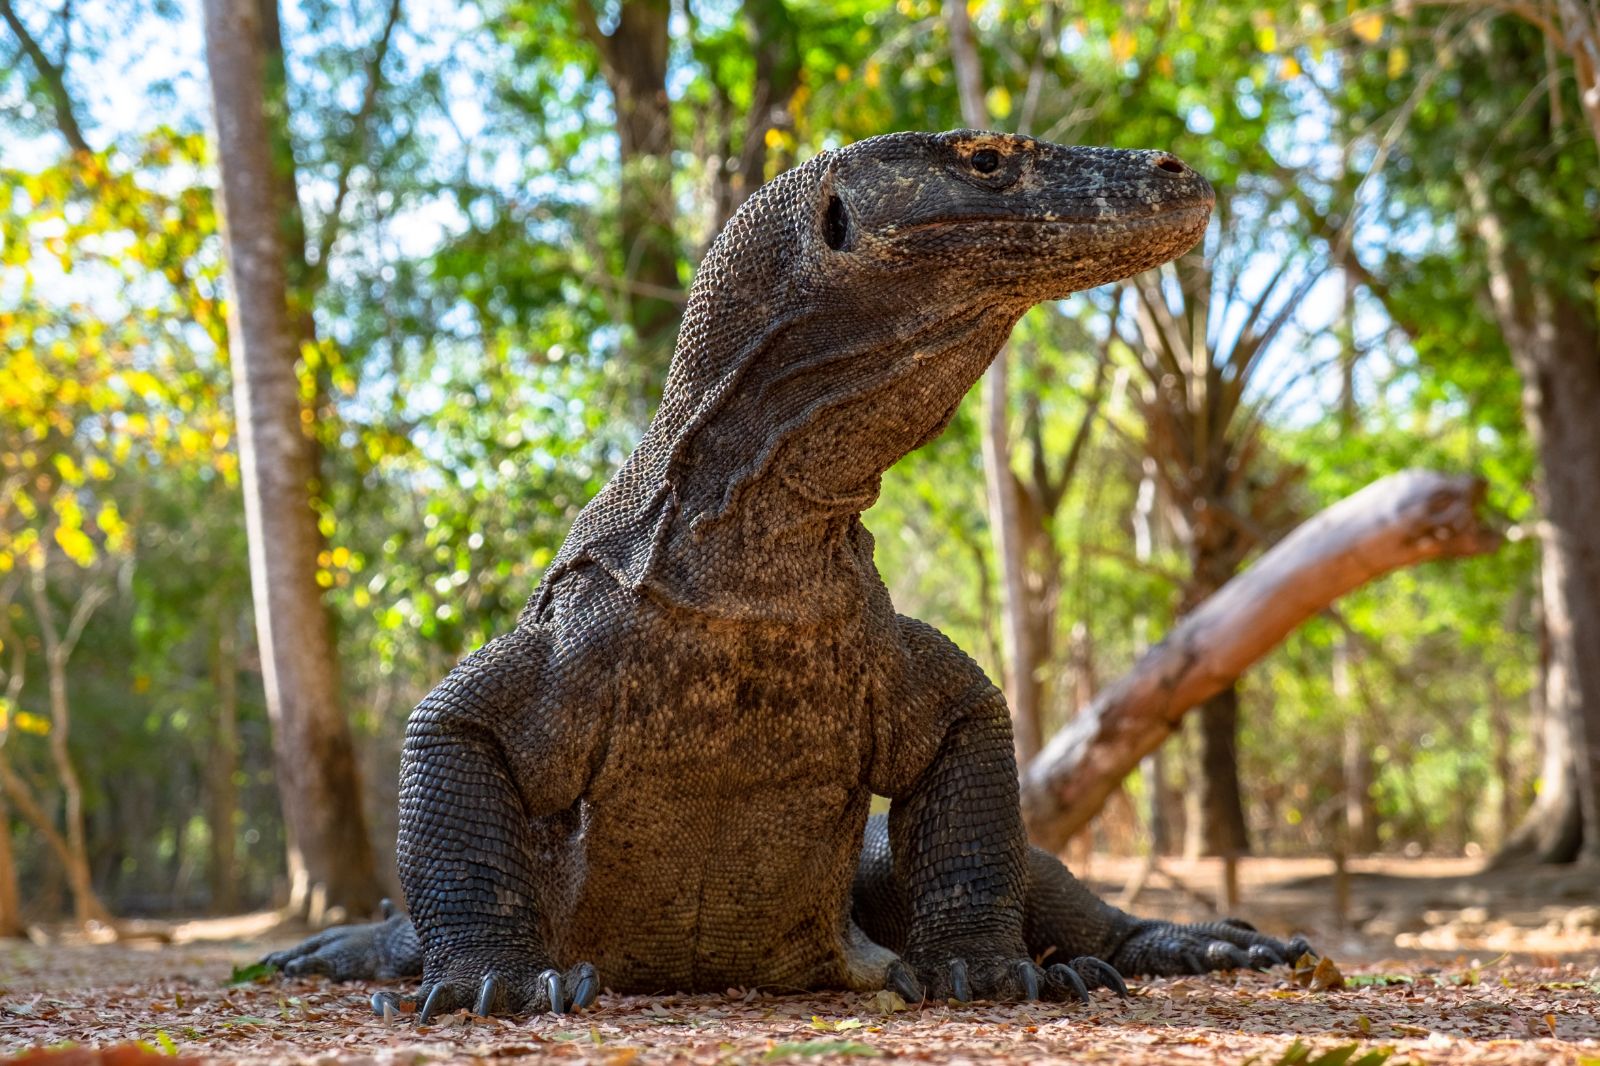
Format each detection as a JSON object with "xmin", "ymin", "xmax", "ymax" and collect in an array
[
  {"xmin": 1014, "ymin": 960, "xmax": 1040, "ymax": 1001},
  {"xmin": 371, "ymin": 991, "xmax": 402, "ymax": 1019},
  {"xmin": 1048, "ymin": 963, "xmax": 1090, "ymax": 1004},
  {"xmin": 885, "ymin": 959, "xmax": 924, "ymax": 1004},
  {"xmin": 418, "ymin": 983, "xmax": 448, "ymax": 1025},
  {"xmin": 474, "ymin": 973, "xmax": 499, "ymax": 1017},
  {"xmin": 569, "ymin": 962, "xmax": 599, "ymax": 1010},
  {"xmin": 1072, "ymin": 956, "xmax": 1129, "ymax": 998},
  {"xmin": 946, "ymin": 958, "xmax": 971, "ymax": 1003},
  {"xmin": 540, "ymin": 968, "xmax": 564, "ymax": 1015}
]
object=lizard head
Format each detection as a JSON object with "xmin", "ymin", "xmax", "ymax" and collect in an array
[{"xmin": 812, "ymin": 129, "xmax": 1214, "ymax": 307}]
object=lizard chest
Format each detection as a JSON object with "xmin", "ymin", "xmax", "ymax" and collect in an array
[{"xmin": 589, "ymin": 615, "xmax": 882, "ymax": 800}]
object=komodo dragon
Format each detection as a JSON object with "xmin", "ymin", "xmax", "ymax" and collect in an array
[{"xmin": 266, "ymin": 130, "xmax": 1311, "ymax": 1020}]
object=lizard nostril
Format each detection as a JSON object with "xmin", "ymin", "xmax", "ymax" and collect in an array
[{"xmin": 1154, "ymin": 156, "xmax": 1186, "ymax": 175}]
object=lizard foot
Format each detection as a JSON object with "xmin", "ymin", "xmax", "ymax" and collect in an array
[
  {"xmin": 391, "ymin": 959, "xmax": 598, "ymax": 1021},
  {"xmin": 888, "ymin": 950, "xmax": 1124, "ymax": 1005},
  {"xmin": 263, "ymin": 906, "xmax": 420, "ymax": 981},
  {"xmin": 1110, "ymin": 918, "xmax": 1312, "ymax": 977}
]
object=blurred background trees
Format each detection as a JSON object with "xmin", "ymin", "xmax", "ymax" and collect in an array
[{"xmin": 0, "ymin": 0, "xmax": 1593, "ymax": 926}]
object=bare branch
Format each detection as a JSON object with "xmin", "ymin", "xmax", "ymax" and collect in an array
[
  {"xmin": 306, "ymin": 0, "xmax": 404, "ymax": 293},
  {"xmin": 0, "ymin": 0, "xmax": 91, "ymax": 154},
  {"xmin": 1022, "ymin": 470, "xmax": 1504, "ymax": 849}
]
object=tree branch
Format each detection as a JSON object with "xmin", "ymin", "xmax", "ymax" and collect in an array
[
  {"xmin": 1021, "ymin": 470, "xmax": 1504, "ymax": 850},
  {"xmin": 0, "ymin": 0, "xmax": 90, "ymax": 154},
  {"xmin": 306, "ymin": 0, "xmax": 403, "ymax": 293}
]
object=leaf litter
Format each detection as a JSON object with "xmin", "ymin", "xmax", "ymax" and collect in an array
[{"xmin": 1, "ymin": 939, "xmax": 1596, "ymax": 1065}]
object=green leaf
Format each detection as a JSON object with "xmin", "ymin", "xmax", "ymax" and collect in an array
[
  {"xmin": 764, "ymin": 1040, "xmax": 882, "ymax": 1059},
  {"xmin": 226, "ymin": 961, "xmax": 274, "ymax": 985}
]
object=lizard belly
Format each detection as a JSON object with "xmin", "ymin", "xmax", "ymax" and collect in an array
[{"xmin": 557, "ymin": 629, "xmax": 878, "ymax": 992}]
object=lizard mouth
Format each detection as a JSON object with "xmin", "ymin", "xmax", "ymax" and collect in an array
[{"xmin": 889, "ymin": 200, "xmax": 1213, "ymax": 237}]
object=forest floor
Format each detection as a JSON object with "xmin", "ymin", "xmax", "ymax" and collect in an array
[{"xmin": 2, "ymin": 856, "xmax": 1597, "ymax": 1066}]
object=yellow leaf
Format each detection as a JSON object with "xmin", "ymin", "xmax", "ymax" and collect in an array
[
  {"xmin": 14, "ymin": 710, "xmax": 50, "ymax": 736},
  {"xmin": 55, "ymin": 524, "xmax": 96, "ymax": 567},
  {"xmin": 53, "ymin": 453, "xmax": 85, "ymax": 485},
  {"xmin": 98, "ymin": 502, "xmax": 128, "ymax": 551},
  {"xmin": 864, "ymin": 61, "xmax": 881, "ymax": 89},
  {"xmin": 1351, "ymin": 11, "xmax": 1383, "ymax": 42},
  {"xmin": 985, "ymin": 85, "xmax": 1012, "ymax": 120},
  {"xmin": 1387, "ymin": 45, "xmax": 1408, "ymax": 78},
  {"xmin": 1256, "ymin": 24, "xmax": 1277, "ymax": 52},
  {"xmin": 1110, "ymin": 28, "xmax": 1136, "ymax": 64},
  {"xmin": 332, "ymin": 546, "xmax": 351, "ymax": 567},
  {"xmin": 1281, "ymin": 55, "xmax": 1302, "ymax": 79}
]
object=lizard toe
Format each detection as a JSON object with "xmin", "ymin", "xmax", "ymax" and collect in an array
[
  {"xmin": 1046, "ymin": 963, "xmax": 1090, "ymax": 1004},
  {"xmin": 1204, "ymin": 941, "xmax": 1251, "ymax": 971},
  {"xmin": 1070, "ymin": 956, "xmax": 1130, "ymax": 998},
  {"xmin": 418, "ymin": 980, "xmax": 474, "ymax": 1025},
  {"xmin": 885, "ymin": 959, "xmax": 924, "ymax": 1004},
  {"xmin": 1248, "ymin": 944, "xmax": 1285, "ymax": 969},
  {"xmin": 568, "ymin": 962, "xmax": 599, "ymax": 1010},
  {"xmin": 371, "ymin": 991, "xmax": 403, "ymax": 1020},
  {"xmin": 1014, "ymin": 960, "xmax": 1040, "ymax": 1001}
]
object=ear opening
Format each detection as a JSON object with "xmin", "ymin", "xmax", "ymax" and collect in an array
[{"xmin": 823, "ymin": 194, "xmax": 852, "ymax": 251}]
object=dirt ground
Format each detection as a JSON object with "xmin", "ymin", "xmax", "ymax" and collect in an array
[{"xmin": 2, "ymin": 856, "xmax": 1597, "ymax": 1065}]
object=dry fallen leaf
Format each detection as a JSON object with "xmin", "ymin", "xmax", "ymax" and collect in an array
[{"xmin": 1310, "ymin": 956, "xmax": 1346, "ymax": 992}]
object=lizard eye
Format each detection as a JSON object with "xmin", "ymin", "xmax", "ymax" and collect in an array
[
  {"xmin": 971, "ymin": 148, "xmax": 1001, "ymax": 173},
  {"xmin": 823, "ymin": 194, "xmax": 852, "ymax": 251}
]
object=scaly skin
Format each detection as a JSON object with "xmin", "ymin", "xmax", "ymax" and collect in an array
[{"xmin": 266, "ymin": 130, "xmax": 1311, "ymax": 1018}]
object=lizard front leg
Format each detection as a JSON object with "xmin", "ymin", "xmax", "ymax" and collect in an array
[
  {"xmin": 871, "ymin": 617, "xmax": 1119, "ymax": 1004},
  {"xmin": 394, "ymin": 627, "xmax": 602, "ymax": 1020}
]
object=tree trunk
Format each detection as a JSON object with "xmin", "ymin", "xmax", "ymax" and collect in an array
[
  {"xmin": 1184, "ymin": 685, "xmax": 1250, "ymax": 857},
  {"xmin": 575, "ymin": 0, "xmax": 681, "ymax": 378},
  {"xmin": 1021, "ymin": 470, "xmax": 1503, "ymax": 851},
  {"xmin": 1487, "ymin": 673, "xmax": 1514, "ymax": 849},
  {"xmin": 0, "ymin": 787, "xmax": 22, "ymax": 937},
  {"xmin": 710, "ymin": 0, "xmax": 801, "ymax": 230},
  {"xmin": 1466, "ymin": 172, "xmax": 1600, "ymax": 865},
  {"xmin": 1334, "ymin": 634, "xmax": 1379, "ymax": 853},
  {"xmin": 1181, "ymin": 551, "xmax": 1250, "ymax": 859},
  {"xmin": 26, "ymin": 569, "xmax": 113, "ymax": 927},
  {"xmin": 1490, "ymin": 295, "xmax": 1600, "ymax": 863},
  {"xmin": 208, "ymin": 619, "xmax": 241, "ymax": 914},
  {"xmin": 202, "ymin": 0, "xmax": 382, "ymax": 918},
  {"xmin": 943, "ymin": 0, "xmax": 1040, "ymax": 764}
]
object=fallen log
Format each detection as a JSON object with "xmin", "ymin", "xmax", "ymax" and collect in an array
[{"xmin": 1020, "ymin": 469, "xmax": 1503, "ymax": 852}]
